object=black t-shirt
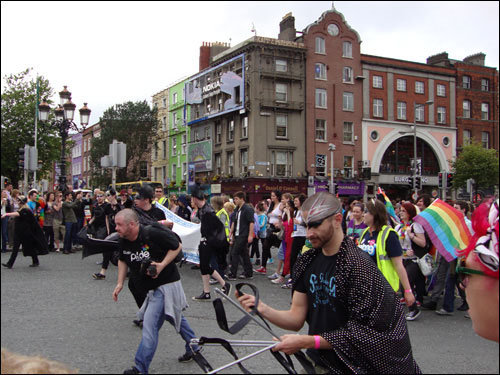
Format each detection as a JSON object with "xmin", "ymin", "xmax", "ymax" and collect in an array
[
  {"xmin": 294, "ymin": 251, "xmax": 348, "ymax": 366},
  {"xmin": 118, "ymin": 225, "xmax": 180, "ymax": 291},
  {"xmin": 105, "ymin": 203, "xmax": 122, "ymax": 233},
  {"xmin": 91, "ymin": 202, "xmax": 109, "ymax": 228},
  {"xmin": 144, "ymin": 206, "xmax": 166, "ymax": 222},
  {"xmin": 357, "ymin": 229, "xmax": 402, "ymax": 264}
]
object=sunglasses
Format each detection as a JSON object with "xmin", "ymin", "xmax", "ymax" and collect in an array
[
  {"xmin": 455, "ymin": 257, "xmax": 493, "ymax": 284},
  {"xmin": 96, "ymin": 195, "xmax": 104, "ymax": 198},
  {"xmin": 305, "ymin": 210, "xmax": 340, "ymax": 229}
]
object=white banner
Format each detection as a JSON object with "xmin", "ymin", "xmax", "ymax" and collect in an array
[{"xmin": 154, "ymin": 202, "xmax": 200, "ymax": 264}]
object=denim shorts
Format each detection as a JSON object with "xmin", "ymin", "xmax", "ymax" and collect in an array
[{"xmin": 277, "ymin": 242, "xmax": 285, "ymax": 261}]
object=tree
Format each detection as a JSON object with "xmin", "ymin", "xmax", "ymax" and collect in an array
[
  {"xmin": 89, "ymin": 101, "xmax": 157, "ymax": 187},
  {"xmin": 1, "ymin": 68, "xmax": 60, "ymax": 188},
  {"xmin": 451, "ymin": 141, "xmax": 499, "ymax": 191}
]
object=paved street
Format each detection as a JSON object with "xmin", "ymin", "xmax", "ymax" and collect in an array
[{"xmin": 1, "ymin": 249, "xmax": 498, "ymax": 374}]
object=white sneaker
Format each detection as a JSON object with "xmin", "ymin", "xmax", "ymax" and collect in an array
[
  {"xmin": 272, "ymin": 276, "xmax": 284, "ymax": 284},
  {"xmin": 267, "ymin": 272, "xmax": 279, "ymax": 280}
]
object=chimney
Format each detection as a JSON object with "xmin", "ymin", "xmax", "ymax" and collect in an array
[
  {"xmin": 463, "ymin": 53, "xmax": 486, "ymax": 66},
  {"xmin": 199, "ymin": 42, "xmax": 211, "ymax": 71},
  {"xmin": 278, "ymin": 12, "xmax": 296, "ymax": 41},
  {"xmin": 426, "ymin": 52, "xmax": 450, "ymax": 67}
]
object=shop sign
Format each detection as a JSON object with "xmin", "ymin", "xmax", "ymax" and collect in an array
[{"xmin": 394, "ymin": 176, "xmax": 429, "ymax": 184}]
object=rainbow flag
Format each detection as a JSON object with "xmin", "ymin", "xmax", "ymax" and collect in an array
[
  {"xmin": 377, "ymin": 187, "xmax": 401, "ymax": 225},
  {"xmin": 413, "ymin": 199, "xmax": 472, "ymax": 261}
]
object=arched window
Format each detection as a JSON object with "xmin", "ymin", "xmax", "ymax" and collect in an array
[{"xmin": 380, "ymin": 136, "xmax": 439, "ymax": 176}]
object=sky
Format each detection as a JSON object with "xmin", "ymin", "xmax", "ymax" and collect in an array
[{"xmin": 2, "ymin": 1, "xmax": 499, "ymax": 127}]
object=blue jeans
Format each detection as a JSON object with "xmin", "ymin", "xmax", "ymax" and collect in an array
[
  {"xmin": 135, "ymin": 288, "xmax": 199, "ymax": 374},
  {"xmin": 63, "ymin": 222, "xmax": 74, "ymax": 251}
]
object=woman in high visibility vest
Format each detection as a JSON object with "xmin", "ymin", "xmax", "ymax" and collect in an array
[{"xmin": 358, "ymin": 199, "xmax": 415, "ymax": 307}]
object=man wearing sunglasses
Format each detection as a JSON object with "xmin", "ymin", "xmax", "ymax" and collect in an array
[{"xmin": 238, "ymin": 192, "xmax": 420, "ymax": 373}]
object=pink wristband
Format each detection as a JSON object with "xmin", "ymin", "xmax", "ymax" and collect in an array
[
  {"xmin": 404, "ymin": 289, "xmax": 412, "ymax": 293},
  {"xmin": 314, "ymin": 335, "xmax": 321, "ymax": 350}
]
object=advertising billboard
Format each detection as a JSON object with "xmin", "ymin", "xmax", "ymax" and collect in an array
[
  {"xmin": 184, "ymin": 53, "xmax": 245, "ymax": 125},
  {"xmin": 187, "ymin": 139, "xmax": 212, "ymax": 172}
]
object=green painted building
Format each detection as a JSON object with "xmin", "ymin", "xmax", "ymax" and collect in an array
[{"xmin": 167, "ymin": 78, "xmax": 190, "ymax": 194}]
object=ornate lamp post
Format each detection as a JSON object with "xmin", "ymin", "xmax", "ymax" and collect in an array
[{"xmin": 38, "ymin": 86, "xmax": 91, "ymax": 192}]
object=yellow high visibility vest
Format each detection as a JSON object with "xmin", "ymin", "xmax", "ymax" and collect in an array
[
  {"xmin": 216, "ymin": 208, "xmax": 230, "ymax": 241},
  {"xmin": 360, "ymin": 225, "xmax": 400, "ymax": 292}
]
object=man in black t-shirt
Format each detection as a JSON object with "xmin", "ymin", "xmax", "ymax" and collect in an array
[
  {"xmin": 237, "ymin": 192, "xmax": 420, "ymax": 374},
  {"xmin": 113, "ymin": 209, "xmax": 201, "ymax": 374}
]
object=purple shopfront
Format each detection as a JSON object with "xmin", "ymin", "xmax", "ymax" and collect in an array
[{"xmin": 313, "ymin": 180, "xmax": 365, "ymax": 197}]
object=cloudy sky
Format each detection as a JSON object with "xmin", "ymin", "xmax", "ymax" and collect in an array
[{"xmin": 2, "ymin": 1, "xmax": 498, "ymax": 126}]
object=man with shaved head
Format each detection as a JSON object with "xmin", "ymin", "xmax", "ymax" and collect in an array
[
  {"xmin": 113, "ymin": 209, "xmax": 202, "ymax": 374},
  {"xmin": 238, "ymin": 192, "xmax": 420, "ymax": 373}
]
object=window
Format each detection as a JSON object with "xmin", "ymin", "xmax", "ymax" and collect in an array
[
  {"xmin": 276, "ymin": 114, "xmax": 287, "ymax": 138},
  {"xmin": 276, "ymin": 59, "xmax": 287, "ymax": 72},
  {"xmin": 373, "ymin": 99, "xmax": 383, "ymax": 117},
  {"xmin": 140, "ymin": 161, "xmax": 148, "ymax": 179},
  {"xmin": 315, "ymin": 63, "xmax": 327, "ymax": 80},
  {"xmin": 415, "ymin": 105, "xmax": 424, "ymax": 122},
  {"xmin": 227, "ymin": 120, "xmax": 234, "ymax": 141},
  {"xmin": 463, "ymin": 76, "xmax": 471, "ymax": 89},
  {"xmin": 162, "ymin": 98, "xmax": 167, "ymax": 108},
  {"xmin": 315, "ymin": 154, "xmax": 326, "ymax": 176},
  {"xmin": 315, "ymin": 119, "xmax": 326, "ymax": 141},
  {"xmin": 481, "ymin": 79, "xmax": 489, "ymax": 91},
  {"xmin": 218, "ymin": 98, "xmax": 223, "ymax": 111},
  {"xmin": 240, "ymin": 149, "xmax": 248, "ymax": 173},
  {"xmin": 315, "ymin": 89, "xmax": 327, "ymax": 108},
  {"xmin": 272, "ymin": 151, "xmax": 291, "ymax": 177},
  {"xmin": 342, "ymin": 41, "xmax": 352, "ymax": 57},
  {"xmin": 162, "ymin": 140, "xmax": 167, "ymax": 159},
  {"xmin": 481, "ymin": 103, "xmax": 489, "ymax": 120},
  {"xmin": 343, "ymin": 67, "xmax": 353, "ymax": 83},
  {"xmin": 463, "ymin": 100, "xmax": 471, "ymax": 118},
  {"xmin": 396, "ymin": 79, "xmax": 407, "ymax": 92},
  {"xmin": 162, "ymin": 116, "xmax": 167, "ymax": 131},
  {"xmin": 276, "ymin": 83, "xmax": 287, "ymax": 102},
  {"xmin": 415, "ymin": 81, "xmax": 424, "ymax": 94},
  {"xmin": 172, "ymin": 138, "xmax": 177, "ymax": 156},
  {"xmin": 173, "ymin": 92, "xmax": 178, "ymax": 104},
  {"xmin": 343, "ymin": 122, "xmax": 353, "ymax": 143},
  {"xmin": 463, "ymin": 130, "xmax": 471, "ymax": 146},
  {"xmin": 437, "ymin": 107, "xmax": 446, "ymax": 124},
  {"xmin": 437, "ymin": 84, "xmax": 446, "ymax": 97},
  {"xmin": 344, "ymin": 156, "xmax": 353, "ymax": 178},
  {"xmin": 182, "ymin": 162, "xmax": 187, "ymax": 177},
  {"xmin": 216, "ymin": 123, "xmax": 222, "ymax": 143},
  {"xmin": 181, "ymin": 134, "xmax": 187, "ymax": 154},
  {"xmin": 373, "ymin": 75, "xmax": 383, "ymax": 88},
  {"xmin": 172, "ymin": 164, "xmax": 177, "ymax": 180},
  {"xmin": 481, "ymin": 132, "xmax": 489, "ymax": 149},
  {"xmin": 315, "ymin": 36, "xmax": 325, "ymax": 54},
  {"xmin": 83, "ymin": 140, "xmax": 87, "ymax": 153},
  {"xmin": 227, "ymin": 151, "xmax": 234, "ymax": 175},
  {"xmin": 397, "ymin": 102, "xmax": 407, "ymax": 120},
  {"xmin": 205, "ymin": 126, "xmax": 210, "ymax": 139},
  {"xmin": 241, "ymin": 117, "xmax": 248, "ymax": 138},
  {"xmin": 194, "ymin": 129, "xmax": 200, "ymax": 141},
  {"xmin": 215, "ymin": 153, "xmax": 222, "ymax": 175},
  {"xmin": 172, "ymin": 112, "xmax": 178, "ymax": 128},
  {"xmin": 343, "ymin": 92, "xmax": 354, "ymax": 111}
]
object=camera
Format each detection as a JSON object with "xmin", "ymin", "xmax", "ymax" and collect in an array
[{"xmin": 140, "ymin": 258, "xmax": 157, "ymax": 277}]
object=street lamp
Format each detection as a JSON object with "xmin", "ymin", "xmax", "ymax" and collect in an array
[
  {"xmin": 399, "ymin": 100, "xmax": 433, "ymax": 198},
  {"xmin": 38, "ymin": 86, "xmax": 91, "ymax": 192},
  {"xmin": 328, "ymin": 143, "xmax": 336, "ymax": 195}
]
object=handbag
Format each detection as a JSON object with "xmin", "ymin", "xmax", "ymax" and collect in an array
[{"xmin": 417, "ymin": 253, "xmax": 434, "ymax": 276}]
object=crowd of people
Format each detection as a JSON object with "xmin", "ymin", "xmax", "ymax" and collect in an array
[{"xmin": 1, "ymin": 181, "xmax": 498, "ymax": 374}]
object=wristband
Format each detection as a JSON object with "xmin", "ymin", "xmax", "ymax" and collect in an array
[
  {"xmin": 314, "ymin": 335, "xmax": 321, "ymax": 350},
  {"xmin": 404, "ymin": 289, "xmax": 412, "ymax": 293}
]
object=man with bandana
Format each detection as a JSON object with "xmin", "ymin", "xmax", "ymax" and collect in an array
[{"xmin": 238, "ymin": 191, "xmax": 420, "ymax": 373}]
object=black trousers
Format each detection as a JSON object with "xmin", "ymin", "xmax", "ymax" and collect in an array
[
  {"xmin": 403, "ymin": 258, "xmax": 426, "ymax": 303},
  {"xmin": 289, "ymin": 236, "xmax": 306, "ymax": 277},
  {"xmin": 230, "ymin": 236, "xmax": 252, "ymax": 276},
  {"xmin": 6, "ymin": 238, "xmax": 39, "ymax": 267}
]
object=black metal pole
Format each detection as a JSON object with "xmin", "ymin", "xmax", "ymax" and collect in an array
[{"xmin": 59, "ymin": 121, "xmax": 68, "ymax": 193}]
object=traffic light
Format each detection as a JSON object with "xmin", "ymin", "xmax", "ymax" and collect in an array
[
  {"xmin": 415, "ymin": 176, "xmax": 422, "ymax": 190},
  {"xmin": 18, "ymin": 146, "xmax": 28, "ymax": 169},
  {"xmin": 438, "ymin": 172, "xmax": 443, "ymax": 188},
  {"xmin": 446, "ymin": 173, "xmax": 453, "ymax": 188},
  {"xmin": 407, "ymin": 176, "xmax": 414, "ymax": 188}
]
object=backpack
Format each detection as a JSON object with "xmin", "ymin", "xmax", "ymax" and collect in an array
[{"xmin": 142, "ymin": 222, "xmax": 186, "ymax": 265}]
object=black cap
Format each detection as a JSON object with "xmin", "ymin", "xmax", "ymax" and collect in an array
[
  {"xmin": 135, "ymin": 186, "xmax": 154, "ymax": 201},
  {"xmin": 191, "ymin": 185, "xmax": 205, "ymax": 200}
]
